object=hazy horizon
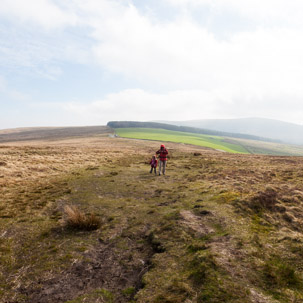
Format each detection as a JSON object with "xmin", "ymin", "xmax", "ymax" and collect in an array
[{"xmin": 1, "ymin": 0, "xmax": 303, "ymax": 128}]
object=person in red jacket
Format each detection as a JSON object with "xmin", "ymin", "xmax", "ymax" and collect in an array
[
  {"xmin": 149, "ymin": 155, "xmax": 158, "ymax": 175},
  {"xmin": 156, "ymin": 144, "xmax": 168, "ymax": 175}
]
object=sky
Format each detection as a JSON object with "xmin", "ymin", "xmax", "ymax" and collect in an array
[{"xmin": 1, "ymin": 0, "xmax": 303, "ymax": 129}]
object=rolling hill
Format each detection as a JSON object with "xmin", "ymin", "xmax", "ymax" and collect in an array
[
  {"xmin": 0, "ymin": 126, "xmax": 113, "ymax": 143},
  {"xmin": 157, "ymin": 117, "xmax": 303, "ymax": 145},
  {"xmin": 108, "ymin": 122, "xmax": 303, "ymax": 156},
  {"xmin": 107, "ymin": 121, "xmax": 278, "ymax": 143}
]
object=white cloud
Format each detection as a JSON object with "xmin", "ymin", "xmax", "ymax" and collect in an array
[
  {"xmin": 0, "ymin": 12, "xmax": 93, "ymax": 79},
  {"xmin": 3, "ymin": 0, "xmax": 303, "ymax": 95},
  {"xmin": 164, "ymin": 0, "xmax": 303, "ymax": 27},
  {"xmin": 1, "ymin": 0, "xmax": 303, "ymax": 126},
  {"xmin": 0, "ymin": 1, "xmax": 84, "ymax": 80},
  {"xmin": 0, "ymin": 0, "xmax": 77, "ymax": 29},
  {"xmin": 62, "ymin": 89, "xmax": 219, "ymax": 123},
  {"xmin": 59, "ymin": 88, "xmax": 303, "ymax": 125},
  {"xmin": 88, "ymin": 2, "xmax": 303, "ymax": 100}
]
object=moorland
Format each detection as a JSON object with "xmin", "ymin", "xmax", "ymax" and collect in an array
[{"xmin": 1, "ymin": 126, "xmax": 303, "ymax": 303}]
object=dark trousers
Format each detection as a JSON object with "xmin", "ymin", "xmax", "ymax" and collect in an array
[{"xmin": 150, "ymin": 167, "xmax": 157, "ymax": 174}]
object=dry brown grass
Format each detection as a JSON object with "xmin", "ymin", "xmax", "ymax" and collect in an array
[
  {"xmin": 2, "ymin": 129, "xmax": 303, "ymax": 303},
  {"xmin": 64, "ymin": 205, "xmax": 101, "ymax": 230}
]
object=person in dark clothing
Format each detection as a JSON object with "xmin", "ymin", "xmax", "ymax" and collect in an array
[
  {"xmin": 150, "ymin": 155, "xmax": 158, "ymax": 175},
  {"xmin": 156, "ymin": 144, "xmax": 168, "ymax": 175}
]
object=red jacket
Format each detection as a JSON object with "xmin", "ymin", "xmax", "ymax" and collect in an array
[
  {"xmin": 150, "ymin": 158, "xmax": 158, "ymax": 168},
  {"xmin": 156, "ymin": 148, "xmax": 168, "ymax": 161}
]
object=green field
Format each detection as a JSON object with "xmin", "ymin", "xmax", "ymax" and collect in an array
[
  {"xmin": 115, "ymin": 128, "xmax": 249, "ymax": 153},
  {"xmin": 115, "ymin": 128, "xmax": 303, "ymax": 156}
]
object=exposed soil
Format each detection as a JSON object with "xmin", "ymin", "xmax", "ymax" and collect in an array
[{"xmin": 18, "ymin": 232, "xmax": 153, "ymax": 303}]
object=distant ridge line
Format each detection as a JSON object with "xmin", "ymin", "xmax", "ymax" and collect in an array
[
  {"xmin": 107, "ymin": 121, "xmax": 279, "ymax": 143},
  {"xmin": 0, "ymin": 126, "xmax": 112, "ymax": 143}
]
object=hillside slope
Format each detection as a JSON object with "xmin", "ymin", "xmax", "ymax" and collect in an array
[
  {"xmin": 158, "ymin": 118, "xmax": 303, "ymax": 145},
  {"xmin": 115, "ymin": 127, "xmax": 303, "ymax": 156},
  {"xmin": 0, "ymin": 126, "xmax": 113, "ymax": 143},
  {"xmin": 1, "ymin": 135, "xmax": 303, "ymax": 302},
  {"xmin": 108, "ymin": 121, "xmax": 277, "ymax": 142},
  {"xmin": 115, "ymin": 127, "xmax": 249, "ymax": 153}
]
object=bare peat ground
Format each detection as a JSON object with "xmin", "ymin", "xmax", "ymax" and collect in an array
[{"xmin": 1, "ymin": 132, "xmax": 303, "ymax": 302}]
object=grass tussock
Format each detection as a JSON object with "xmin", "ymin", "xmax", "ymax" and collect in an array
[
  {"xmin": 249, "ymin": 187, "xmax": 278, "ymax": 212},
  {"xmin": 64, "ymin": 205, "xmax": 101, "ymax": 231}
]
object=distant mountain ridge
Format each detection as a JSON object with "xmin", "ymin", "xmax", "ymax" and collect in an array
[{"xmin": 156, "ymin": 118, "xmax": 303, "ymax": 145}]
